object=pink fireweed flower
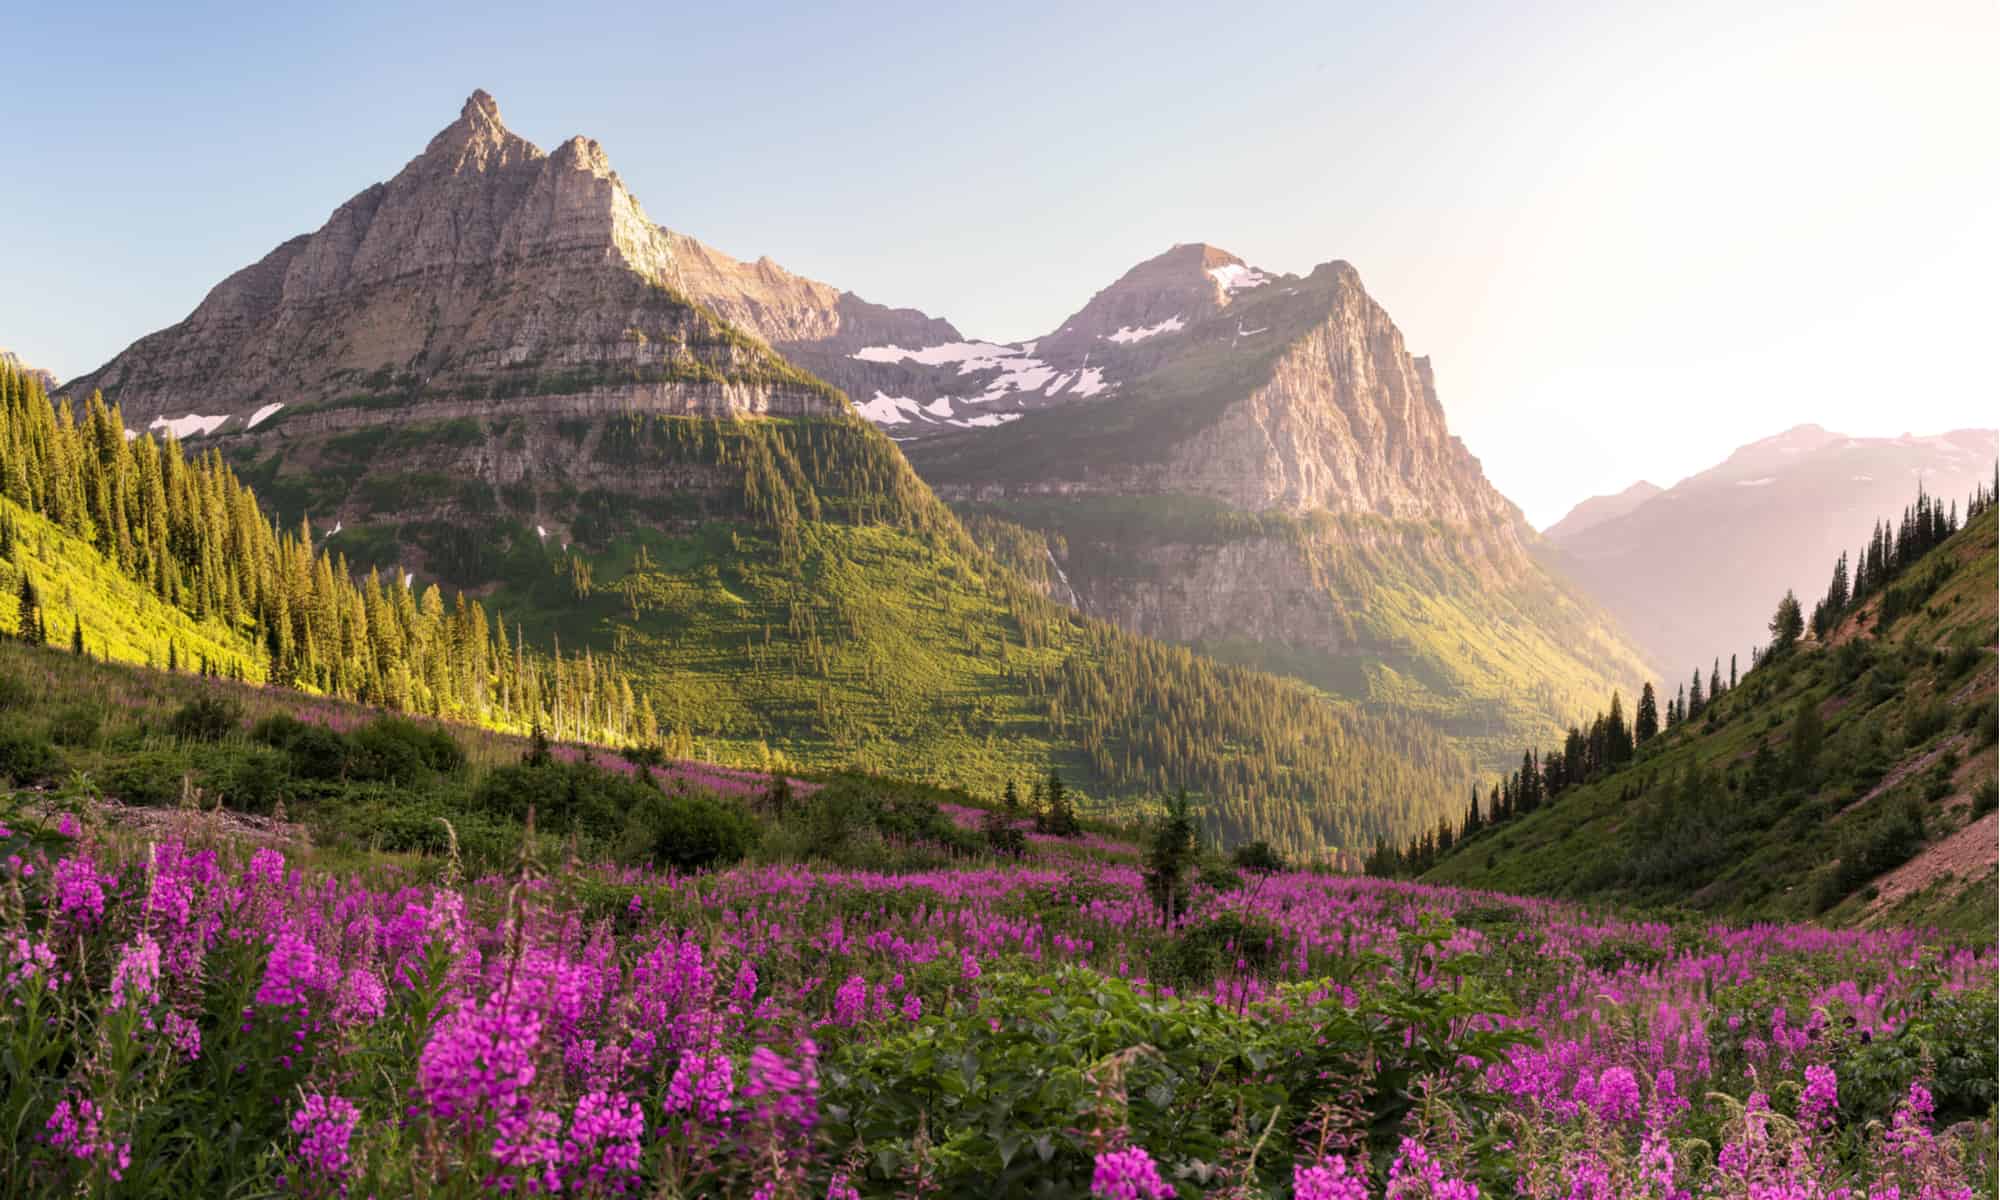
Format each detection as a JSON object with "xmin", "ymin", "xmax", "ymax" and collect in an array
[
  {"xmin": 664, "ymin": 1051, "xmax": 736, "ymax": 1124},
  {"xmin": 1091, "ymin": 1145, "xmax": 1175, "ymax": 1199},
  {"xmin": 44, "ymin": 1097, "xmax": 132, "ymax": 1182},
  {"xmin": 563, "ymin": 1089, "xmax": 645, "ymax": 1189},
  {"xmin": 1387, "ymin": 1137, "xmax": 1479, "ymax": 1199},
  {"xmin": 1799, "ymin": 1064, "xmax": 1838, "ymax": 1131},
  {"xmin": 332, "ymin": 965, "xmax": 388, "ymax": 1028},
  {"xmin": 743, "ymin": 1041, "xmax": 818, "ymax": 1134},
  {"xmin": 1294, "ymin": 1154, "xmax": 1369, "ymax": 1200},
  {"xmin": 6, "ymin": 936, "xmax": 59, "ymax": 992},
  {"xmin": 256, "ymin": 924, "xmax": 329, "ymax": 1011},
  {"xmin": 53, "ymin": 856, "xmax": 107, "ymax": 924},
  {"xmin": 289, "ymin": 1091, "xmax": 362, "ymax": 1183},
  {"xmin": 417, "ymin": 995, "xmax": 544, "ymax": 1130},
  {"xmin": 831, "ymin": 975, "xmax": 866, "ymax": 1027},
  {"xmin": 108, "ymin": 935, "xmax": 162, "ymax": 1013}
]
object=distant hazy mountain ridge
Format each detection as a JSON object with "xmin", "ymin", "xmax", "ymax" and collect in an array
[{"xmin": 1544, "ymin": 424, "xmax": 1998, "ymax": 673}]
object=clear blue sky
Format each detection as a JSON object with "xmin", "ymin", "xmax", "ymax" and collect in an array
[{"xmin": 4, "ymin": 0, "xmax": 1994, "ymax": 525}]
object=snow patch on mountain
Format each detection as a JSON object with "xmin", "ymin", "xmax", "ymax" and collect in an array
[
  {"xmin": 149, "ymin": 413, "xmax": 231, "ymax": 440},
  {"xmin": 1736, "ymin": 477, "xmax": 1776, "ymax": 487},
  {"xmin": 1105, "ymin": 315, "xmax": 1185, "ymax": 344},
  {"xmin": 851, "ymin": 341, "xmax": 1020, "ymax": 371},
  {"xmin": 244, "ymin": 402, "xmax": 285, "ymax": 429},
  {"xmin": 957, "ymin": 413, "xmax": 1022, "ymax": 428},
  {"xmin": 1209, "ymin": 263, "xmax": 1271, "ymax": 294},
  {"xmin": 855, "ymin": 391, "xmax": 921, "ymax": 425},
  {"xmin": 1069, "ymin": 367, "xmax": 1110, "ymax": 398}
]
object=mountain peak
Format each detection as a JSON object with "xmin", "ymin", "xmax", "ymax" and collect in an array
[
  {"xmin": 462, "ymin": 88, "xmax": 500, "ymax": 124},
  {"xmin": 417, "ymin": 88, "xmax": 538, "ymax": 174}
]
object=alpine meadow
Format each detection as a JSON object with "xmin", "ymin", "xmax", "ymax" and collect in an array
[{"xmin": 0, "ymin": 8, "xmax": 1995, "ymax": 1199}]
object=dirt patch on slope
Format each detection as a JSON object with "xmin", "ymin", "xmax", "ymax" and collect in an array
[{"xmin": 1864, "ymin": 810, "xmax": 1998, "ymax": 916}]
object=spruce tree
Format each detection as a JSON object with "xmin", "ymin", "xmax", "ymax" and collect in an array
[
  {"xmin": 1635, "ymin": 682, "xmax": 1660, "ymax": 744},
  {"xmin": 70, "ymin": 615, "xmax": 82, "ymax": 656},
  {"xmin": 1142, "ymin": 789, "xmax": 1199, "ymax": 926},
  {"xmin": 1688, "ymin": 669, "xmax": 1705, "ymax": 719},
  {"xmin": 1768, "ymin": 590, "xmax": 1805, "ymax": 655},
  {"xmin": 16, "ymin": 575, "xmax": 42, "ymax": 646}
]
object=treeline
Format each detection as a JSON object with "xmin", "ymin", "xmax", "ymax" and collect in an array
[
  {"xmin": 1803, "ymin": 474, "xmax": 1994, "ymax": 640},
  {"xmin": 1040, "ymin": 622, "xmax": 1467, "ymax": 860},
  {"xmin": 0, "ymin": 360, "xmax": 655, "ymax": 744},
  {"xmin": 1376, "ymin": 471, "xmax": 1997, "ymax": 879}
]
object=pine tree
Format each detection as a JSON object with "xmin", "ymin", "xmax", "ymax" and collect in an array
[
  {"xmin": 1688, "ymin": 669, "xmax": 1705, "ymax": 719},
  {"xmin": 70, "ymin": 615, "xmax": 82, "ymax": 656},
  {"xmin": 1729, "ymin": 654, "xmax": 1738, "ymax": 691},
  {"xmin": 1768, "ymin": 590, "xmax": 1805, "ymax": 655},
  {"xmin": 1709, "ymin": 659, "xmax": 1722, "ymax": 704},
  {"xmin": 1142, "ymin": 789, "xmax": 1199, "ymax": 926},
  {"xmin": 15, "ymin": 575, "xmax": 42, "ymax": 646},
  {"xmin": 1635, "ymin": 682, "xmax": 1660, "ymax": 744}
]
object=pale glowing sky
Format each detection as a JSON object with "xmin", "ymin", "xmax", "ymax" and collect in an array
[{"xmin": 3, "ymin": 0, "xmax": 1993, "ymax": 525}]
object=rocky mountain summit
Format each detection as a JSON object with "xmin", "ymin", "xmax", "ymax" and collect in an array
[
  {"xmin": 0, "ymin": 350, "xmax": 56, "ymax": 392},
  {"xmin": 63, "ymin": 91, "xmax": 867, "ymax": 435},
  {"xmin": 868, "ymin": 246, "xmax": 1656, "ymax": 767},
  {"xmin": 1545, "ymin": 425, "xmax": 1998, "ymax": 672}
]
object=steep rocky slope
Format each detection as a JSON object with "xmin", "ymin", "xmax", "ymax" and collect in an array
[
  {"xmin": 1544, "ymin": 425, "xmax": 1997, "ymax": 674},
  {"xmin": 0, "ymin": 350, "xmax": 56, "ymax": 392},
  {"xmin": 893, "ymin": 247, "xmax": 1655, "ymax": 768}
]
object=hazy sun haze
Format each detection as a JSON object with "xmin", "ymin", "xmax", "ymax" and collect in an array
[{"xmin": 2, "ymin": 0, "xmax": 1992, "ymax": 524}]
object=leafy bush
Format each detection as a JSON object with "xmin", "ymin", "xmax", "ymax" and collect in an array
[
  {"xmin": 212, "ymin": 746, "xmax": 293, "ymax": 815},
  {"xmin": 104, "ymin": 751, "xmax": 189, "ymax": 806},
  {"xmin": 1229, "ymin": 839, "xmax": 1287, "ymax": 873},
  {"xmin": 617, "ymin": 789, "xmax": 757, "ymax": 872},
  {"xmin": 1973, "ymin": 777, "xmax": 1998, "ymax": 818},
  {"xmin": 0, "ymin": 724, "xmax": 59, "ymax": 783},
  {"xmin": 347, "ymin": 716, "xmax": 465, "ymax": 783},
  {"xmin": 167, "ymin": 693, "xmax": 244, "ymax": 742},
  {"xmin": 46, "ymin": 702, "xmax": 103, "ymax": 748},
  {"xmin": 1836, "ymin": 988, "xmax": 1999, "ymax": 1127},
  {"xmin": 822, "ymin": 942, "xmax": 1527, "ymax": 1196},
  {"xmin": 0, "ymin": 671, "xmax": 29, "ymax": 709}
]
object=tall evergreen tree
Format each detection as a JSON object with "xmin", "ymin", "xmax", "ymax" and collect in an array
[
  {"xmin": 1635, "ymin": 681, "xmax": 1660, "ymax": 745},
  {"xmin": 1768, "ymin": 590, "xmax": 1805, "ymax": 655}
]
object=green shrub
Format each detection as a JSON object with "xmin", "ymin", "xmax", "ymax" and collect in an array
[
  {"xmin": 616, "ymin": 789, "xmax": 757, "ymax": 872},
  {"xmin": 1973, "ymin": 777, "xmax": 1998, "ymax": 818},
  {"xmin": 212, "ymin": 746, "xmax": 294, "ymax": 815},
  {"xmin": 46, "ymin": 702, "xmax": 104, "ymax": 748},
  {"xmin": 0, "ymin": 673, "xmax": 29, "ymax": 709},
  {"xmin": 167, "ymin": 693, "xmax": 244, "ymax": 742},
  {"xmin": 0, "ymin": 725, "xmax": 59, "ymax": 783},
  {"xmin": 104, "ymin": 751, "xmax": 189, "ymax": 807},
  {"xmin": 348, "ymin": 716, "xmax": 464, "ymax": 783},
  {"xmin": 1229, "ymin": 839, "xmax": 1287, "ymax": 873}
]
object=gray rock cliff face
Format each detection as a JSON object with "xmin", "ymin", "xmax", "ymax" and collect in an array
[{"xmin": 63, "ymin": 91, "xmax": 860, "ymax": 429}]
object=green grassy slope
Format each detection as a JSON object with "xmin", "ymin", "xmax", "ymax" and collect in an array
[
  {"xmin": 0, "ymin": 498, "xmax": 267, "ymax": 680},
  {"xmin": 1423, "ymin": 506, "xmax": 1999, "ymax": 939}
]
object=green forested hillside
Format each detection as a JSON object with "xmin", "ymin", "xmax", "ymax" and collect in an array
[
  {"xmin": 266, "ymin": 409, "xmax": 1470, "ymax": 859},
  {"xmin": 1419, "ymin": 496, "xmax": 1998, "ymax": 938},
  {"xmin": 0, "ymin": 360, "xmax": 665, "ymax": 745},
  {"xmin": 11, "ymin": 358, "xmax": 1470, "ymax": 861}
]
